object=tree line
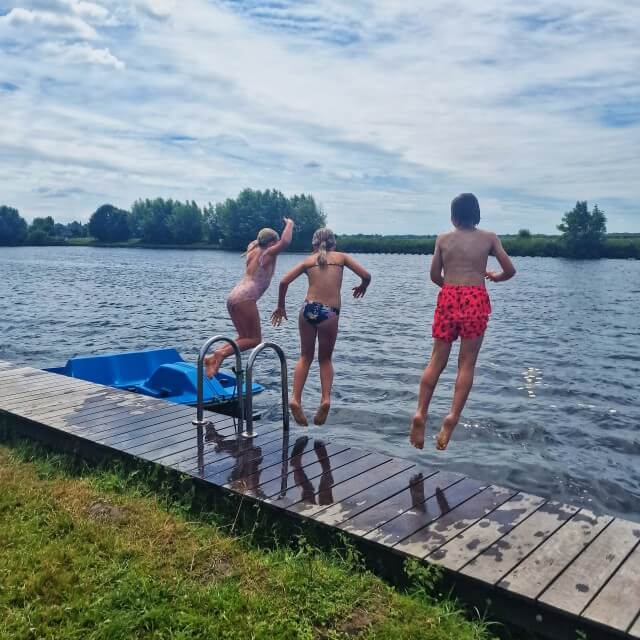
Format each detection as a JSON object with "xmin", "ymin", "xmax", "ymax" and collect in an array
[
  {"xmin": 0, "ymin": 189, "xmax": 326, "ymax": 251},
  {"xmin": 1, "ymin": 196, "xmax": 637, "ymax": 259}
]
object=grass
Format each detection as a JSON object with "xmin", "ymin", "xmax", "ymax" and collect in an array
[{"xmin": 0, "ymin": 438, "xmax": 506, "ymax": 640}]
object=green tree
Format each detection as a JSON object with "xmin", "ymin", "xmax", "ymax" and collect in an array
[
  {"xmin": 89, "ymin": 204, "xmax": 131, "ymax": 242},
  {"xmin": 518, "ymin": 228, "xmax": 531, "ymax": 238},
  {"xmin": 214, "ymin": 189, "xmax": 325, "ymax": 250},
  {"xmin": 0, "ymin": 206, "xmax": 28, "ymax": 245},
  {"xmin": 289, "ymin": 194, "xmax": 326, "ymax": 250},
  {"xmin": 203, "ymin": 202, "xmax": 222, "ymax": 244},
  {"xmin": 170, "ymin": 201, "xmax": 204, "ymax": 244},
  {"xmin": 558, "ymin": 201, "xmax": 607, "ymax": 258}
]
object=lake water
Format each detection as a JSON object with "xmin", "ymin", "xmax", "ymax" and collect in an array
[{"xmin": 1, "ymin": 246, "xmax": 639, "ymax": 522}]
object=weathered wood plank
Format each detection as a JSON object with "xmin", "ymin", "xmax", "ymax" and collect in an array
[
  {"xmin": 270, "ymin": 453, "xmax": 393, "ymax": 512},
  {"xmin": 96, "ymin": 411, "xmax": 232, "ymax": 450},
  {"xmin": 497, "ymin": 509, "xmax": 612, "ymax": 599},
  {"xmin": 461, "ymin": 501, "xmax": 578, "ymax": 584},
  {"xmin": 0, "ymin": 385, "xmax": 113, "ymax": 412},
  {"xmin": 260, "ymin": 446, "xmax": 369, "ymax": 501},
  {"xmin": 429, "ymin": 492, "xmax": 547, "ymax": 571},
  {"xmin": 224, "ymin": 441, "xmax": 357, "ymax": 499},
  {"xmin": 582, "ymin": 541, "xmax": 640, "ymax": 633},
  {"xmin": 395, "ymin": 485, "xmax": 518, "ymax": 558},
  {"xmin": 339, "ymin": 470, "xmax": 462, "ymax": 538},
  {"xmin": 0, "ymin": 377, "xmax": 89, "ymax": 402},
  {"xmin": 364, "ymin": 477, "xmax": 483, "ymax": 548},
  {"xmin": 63, "ymin": 403, "xmax": 192, "ymax": 436},
  {"xmin": 538, "ymin": 518, "xmax": 640, "ymax": 616},
  {"xmin": 178, "ymin": 427, "xmax": 288, "ymax": 478},
  {"xmin": 315, "ymin": 468, "xmax": 435, "ymax": 529},
  {"xmin": 288, "ymin": 457, "xmax": 413, "ymax": 517}
]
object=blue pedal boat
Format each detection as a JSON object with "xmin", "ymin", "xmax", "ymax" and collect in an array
[{"xmin": 44, "ymin": 348, "xmax": 263, "ymax": 406}]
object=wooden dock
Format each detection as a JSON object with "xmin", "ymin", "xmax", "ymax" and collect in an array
[{"xmin": 0, "ymin": 361, "xmax": 639, "ymax": 640}]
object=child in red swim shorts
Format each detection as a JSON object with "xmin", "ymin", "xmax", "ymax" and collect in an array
[{"xmin": 409, "ymin": 194, "xmax": 516, "ymax": 451}]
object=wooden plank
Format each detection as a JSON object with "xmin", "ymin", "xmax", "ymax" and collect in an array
[
  {"xmin": 364, "ymin": 477, "xmax": 484, "ymax": 548},
  {"xmin": 0, "ymin": 384, "xmax": 115, "ymax": 412},
  {"xmin": 258, "ymin": 446, "xmax": 370, "ymax": 501},
  {"xmin": 25, "ymin": 393, "xmax": 164, "ymax": 424},
  {"xmin": 0, "ymin": 377, "xmax": 89, "ymax": 401},
  {"xmin": 96, "ymin": 413, "xmax": 233, "ymax": 451},
  {"xmin": 63, "ymin": 403, "xmax": 191, "ymax": 436},
  {"xmin": 461, "ymin": 501, "xmax": 578, "ymax": 584},
  {"xmin": 429, "ymin": 492, "xmax": 547, "ymax": 571},
  {"xmin": 582, "ymin": 541, "xmax": 640, "ymax": 633},
  {"xmin": 0, "ymin": 366, "xmax": 46, "ymax": 381},
  {"xmin": 394, "ymin": 485, "xmax": 518, "ymax": 558},
  {"xmin": 287, "ymin": 456, "xmax": 412, "ymax": 517},
  {"xmin": 11, "ymin": 391, "xmax": 115, "ymax": 419},
  {"xmin": 497, "ymin": 509, "xmax": 612, "ymax": 599},
  {"xmin": 339, "ymin": 470, "xmax": 462, "ymax": 538},
  {"xmin": 538, "ymin": 518, "xmax": 640, "ymax": 615},
  {"xmin": 315, "ymin": 468, "xmax": 436, "ymax": 528},
  {"xmin": 224, "ymin": 442, "xmax": 357, "ymax": 499},
  {"xmin": 269, "ymin": 452, "xmax": 393, "ymax": 512},
  {"xmin": 180, "ymin": 426, "xmax": 288, "ymax": 479}
]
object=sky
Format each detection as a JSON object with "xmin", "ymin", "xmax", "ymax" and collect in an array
[{"xmin": 1, "ymin": 0, "xmax": 639, "ymax": 234}]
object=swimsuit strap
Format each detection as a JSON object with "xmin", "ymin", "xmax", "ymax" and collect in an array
[{"xmin": 305, "ymin": 263, "xmax": 344, "ymax": 270}]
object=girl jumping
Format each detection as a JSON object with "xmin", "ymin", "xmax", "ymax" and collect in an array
[
  {"xmin": 271, "ymin": 228, "xmax": 371, "ymax": 426},
  {"xmin": 205, "ymin": 217, "xmax": 294, "ymax": 378}
]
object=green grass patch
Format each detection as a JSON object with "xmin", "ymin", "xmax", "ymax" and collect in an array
[{"xmin": 0, "ymin": 440, "xmax": 506, "ymax": 640}]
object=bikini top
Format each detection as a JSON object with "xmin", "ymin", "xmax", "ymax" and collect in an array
[{"xmin": 305, "ymin": 262, "xmax": 344, "ymax": 271}]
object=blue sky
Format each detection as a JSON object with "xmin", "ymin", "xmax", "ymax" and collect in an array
[{"xmin": 1, "ymin": 0, "xmax": 639, "ymax": 234}]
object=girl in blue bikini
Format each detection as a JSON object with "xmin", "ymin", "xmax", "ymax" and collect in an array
[{"xmin": 271, "ymin": 228, "xmax": 371, "ymax": 426}]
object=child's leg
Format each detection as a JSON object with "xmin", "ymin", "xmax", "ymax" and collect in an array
[
  {"xmin": 205, "ymin": 300, "xmax": 261, "ymax": 377},
  {"xmin": 436, "ymin": 335, "xmax": 484, "ymax": 450},
  {"xmin": 290, "ymin": 313, "xmax": 317, "ymax": 426},
  {"xmin": 409, "ymin": 339, "xmax": 451, "ymax": 449},
  {"xmin": 314, "ymin": 316, "xmax": 339, "ymax": 425}
]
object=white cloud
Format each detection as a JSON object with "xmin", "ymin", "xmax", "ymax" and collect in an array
[
  {"xmin": 0, "ymin": 6, "xmax": 98, "ymax": 38},
  {"xmin": 0, "ymin": 0, "xmax": 638, "ymax": 232},
  {"xmin": 44, "ymin": 41, "xmax": 125, "ymax": 68}
]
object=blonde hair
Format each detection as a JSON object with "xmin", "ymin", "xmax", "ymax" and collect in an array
[
  {"xmin": 246, "ymin": 227, "xmax": 279, "ymax": 253},
  {"xmin": 311, "ymin": 227, "xmax": 337, "ymax": 267}
]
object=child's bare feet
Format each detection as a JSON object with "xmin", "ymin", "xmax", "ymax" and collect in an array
[
  {"xmin": 289, "ymin": 400, "xmax": 308, "ymax": 426},
  {"xmin": 409, "ymin": 414, "xmax": 426, "ymax": 449},
  {"xmin": 314, "ymin": 402, "xmax": 330, "ymax": 425},
  {"xmin": 436, "ymin": 413, "xmax": 458, "ymax": 450},
  {"xmin": 204, "ymin": 353, "xmax": 222, "ymax": 379}
]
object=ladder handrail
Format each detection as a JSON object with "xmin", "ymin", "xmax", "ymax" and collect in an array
[
  {"xmin": 243, "ymin": 342, "xmax": 289, "ymax": 438},
  {"xmin": 193, "ymin": 335, "xmax": 244, "ymax": 434}
]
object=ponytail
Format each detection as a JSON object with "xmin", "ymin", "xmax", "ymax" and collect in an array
[
  {"xmin": 317, "ymin": 241, "xmax": 328, "ymax": 268},
  {"xmin": 311, "ymin": 227, "xmax": 337, "ymax": 268}
]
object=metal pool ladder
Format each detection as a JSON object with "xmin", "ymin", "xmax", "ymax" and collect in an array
[
  {"xmin": 243, "ymin": 342, "xmax": 290, "ymax": 438},
  {"xmin": 193, "ymin": 335, "xmax": 244, "ymax": 434}
]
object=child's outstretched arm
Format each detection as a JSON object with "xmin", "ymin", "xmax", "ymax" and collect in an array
[
  {"xmin": 430, "ymin": 237, "xmax": 444, "ymax": 287},
  {"xmin": 486, "ymin": 234, "xmax": 516, "ymax": 282},
  {"xmin": 271, "ymin": 261, "xmax": 307, "ymax": 326},
  {"xmin": 344, "ymin": 254, "xmax": 371, "ymax": 298},
  {"xmin": 264, "ymin": 217, "xmax": 295, "ymax": 258}
]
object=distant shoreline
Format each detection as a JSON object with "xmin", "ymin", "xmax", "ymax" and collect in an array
[{"xmin": 2, "ymin": 234, "xmax": 639, "ymax": 259}]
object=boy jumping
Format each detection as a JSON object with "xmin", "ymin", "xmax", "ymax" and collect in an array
[{"xmin": 409, "ymin": 193, "xmax": 516, "ymax": 451}]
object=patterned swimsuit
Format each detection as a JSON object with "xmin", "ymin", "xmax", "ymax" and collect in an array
[{"xmin": 432, "ymin": 284, "xmax": 491, "ymax": 342}]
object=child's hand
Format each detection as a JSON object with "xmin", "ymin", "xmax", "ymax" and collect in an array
[
  {"xmin": 283, "ymin": 217, "xmax": 294, "ymax": 226},
  {"xmin": 485, "ymin": 270, "xmax": 499, "ymax": 282},
  {"xmin": 271, "ymin": 307, "xmax": 288, "ymax": 326},
  {"xmin": 352, "ymin": 283, "xmax": 368, "ymax": 298}
]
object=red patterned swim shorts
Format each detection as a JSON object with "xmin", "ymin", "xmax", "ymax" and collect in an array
[{"xmin": 432, "ymin": 284, "xmax": 491, "ymax": 343}]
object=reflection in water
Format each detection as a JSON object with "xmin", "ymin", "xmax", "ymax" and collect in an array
[
  {"xmin": 409, "ymin": 473, "xmax": 426, "ymax": 513},
  {"xmin": 291, "ymin": 438, "xmax": 334, "ymax": 505},
  {"xmin": 203, "ymin": 422, "xmax": 266, "ymax": 497}
]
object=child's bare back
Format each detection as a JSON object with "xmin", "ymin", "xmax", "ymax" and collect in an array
[{"xmin": 409, "ymin": 193, "xmax": 516, "ymax": 452}]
